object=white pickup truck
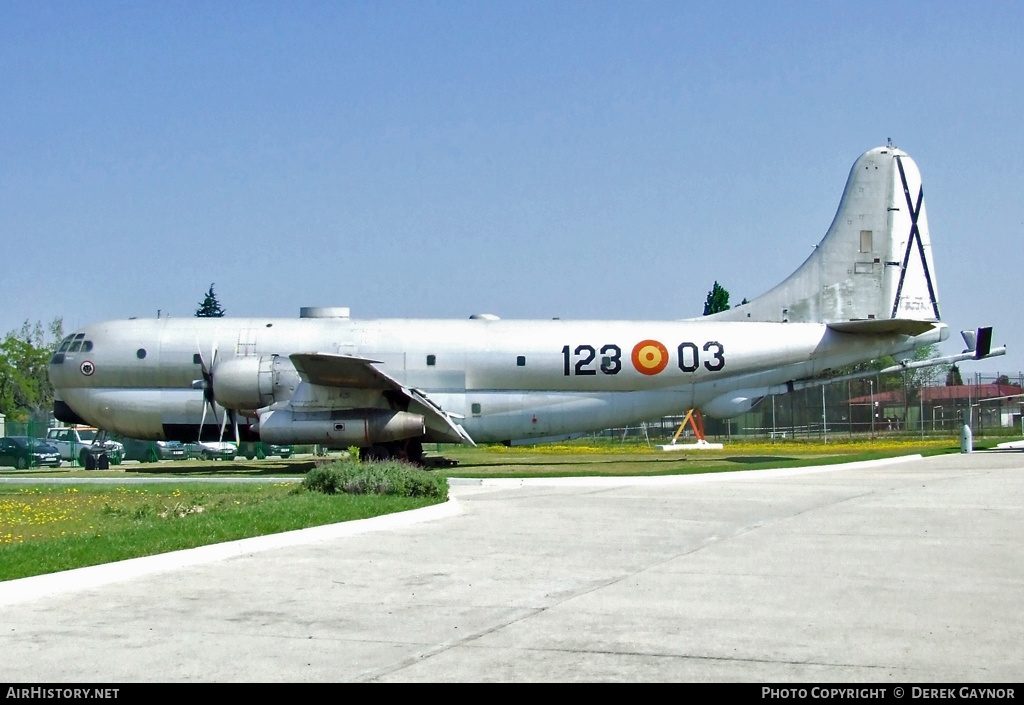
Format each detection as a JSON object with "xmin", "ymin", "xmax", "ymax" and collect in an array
[{"xmin": 45, "ymin": 427, "xmax": 124, "ymax": 467}]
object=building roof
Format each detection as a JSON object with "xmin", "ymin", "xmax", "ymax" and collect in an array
[{"xmin": 847, "ymin": 384, "xmax": 1024, "ymax": 405}]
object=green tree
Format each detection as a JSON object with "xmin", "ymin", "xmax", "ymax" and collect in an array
[
  {"xmin": 702, "ymin": 282, "xmax": 730, "ymax": 316},
  {"xmin": 196, "ymin": 284, "xmax": 226, "ymax": 318},
  {"xmin": 946, "ymin": 364, "xmax": 963, "ymax": 386},
  {"xmin": 0, "ymin": 318, "xmax": 63, "ymax": 421}
]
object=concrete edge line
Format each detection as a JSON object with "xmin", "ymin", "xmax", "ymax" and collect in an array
[{"xmin": 0, "ymin": 496, "xmax": 462, "ymax": 607}]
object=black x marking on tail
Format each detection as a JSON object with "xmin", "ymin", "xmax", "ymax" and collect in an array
[{"xmin": 890, "ymin": 156, "xmax": 941, "ymax": 320}]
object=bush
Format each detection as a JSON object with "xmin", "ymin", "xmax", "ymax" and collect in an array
[{"xmin": 302, "ymin": 459, "xmax": 448, "ymax": 499}]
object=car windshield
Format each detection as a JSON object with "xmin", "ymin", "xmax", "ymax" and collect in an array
[
  {"xmin": 78, "ymin": 430, "xmax": 97, "ymax": 441},
  {"xmin": 9, "ymin": 437, "xmax": 55, "ymax": 452}
]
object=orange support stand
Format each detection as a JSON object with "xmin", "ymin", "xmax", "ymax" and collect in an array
[
  {"xmin": 670, "ymin": 408, "xmax": 707, "ymax": 444},
  {"xmin": 658, "ymin": 408, "xmax": 723, "ymax": 451}
]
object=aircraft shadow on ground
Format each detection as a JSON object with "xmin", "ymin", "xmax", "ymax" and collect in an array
[
  {"xmin": 451, "ymin": 456, "xmax": 693, "ymax": 469},
  {"xmin": 723, "ymin": 456, "xmax": 800, "ymax": 464}
]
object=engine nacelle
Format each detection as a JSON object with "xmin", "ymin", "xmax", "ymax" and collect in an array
[
  {"xmin": 257, "ymin": 408, "xmax": 425, "ymax": 447},
  {"xmin": 212, "ymin": 355, "xmax": 300, "ymax": 411},
  {"xmin": 702, "ymin": 391, "xmax": 767, "ymax": 419}
]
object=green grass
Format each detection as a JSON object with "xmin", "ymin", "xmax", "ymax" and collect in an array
[{"xmin": 0, "ymin": 482, "xmax": 440, "ymax": 582}]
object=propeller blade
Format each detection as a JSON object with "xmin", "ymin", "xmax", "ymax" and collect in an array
[
  {"xmin": 198, "ymin": 396, "xmax": 208, "ymax": 443},
  {"xmin": 219, "ymin": 405, "xmax": 229, "ymax": 443},
  {"xmin": 194, "ymin": 334, "xmax": 222, "ymax": 442}
]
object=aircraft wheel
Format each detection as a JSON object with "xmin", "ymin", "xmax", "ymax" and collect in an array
[
  {"xmin": 359, "ymin": 445, "xmax": 390, "ymax": 462},
  {"xmin": 403, "ymin": 439, "xmax": 424, "ymax": 465},
  {"xmin": 79, "ymin": 450, "xmax": 90, "ymax": 467}
]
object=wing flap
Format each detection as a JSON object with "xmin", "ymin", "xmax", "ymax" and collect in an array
[
  {"xmin": 290, "ymin": 353, "xmax": 391, "ymax": 389},
  {"xmin": 289, "ymin": 353, "xmax": 475, "ymax": 445}
]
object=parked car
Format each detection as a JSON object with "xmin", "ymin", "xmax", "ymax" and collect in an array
[
  {"xmin": 120, "ymin": 438, "xmax": 188, "ymax": 463},
  {"xmin": 45, "ymin": 427, "xmax": 124, "ymax": 466},
  {"xmin": 0, "ymin": 437, "xmax": 63, "ymax": 469},
  {"xmin": 239, "ymin": 442, "xmax": 293, "ymax": 460},
  {"xmin": 188, "ymin": 441, "xmax": 237, "ymax": 461}
]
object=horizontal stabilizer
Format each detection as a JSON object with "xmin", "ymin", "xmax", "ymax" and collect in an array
[
  {"xmin": 826, "ymin": 319, "xmax": 938, "ymax": 336},
  {"xmin": 961, "ymin": 329, "xmax": 977, "ymax": 352}
]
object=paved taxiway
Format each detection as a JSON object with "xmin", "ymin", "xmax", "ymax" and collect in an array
[{"xmin": 1, "ymin": 452, "xmax": 1021, "ymax": 682}]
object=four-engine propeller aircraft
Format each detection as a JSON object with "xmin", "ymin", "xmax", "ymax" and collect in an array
[{"xmin": 49, "ymin": 145, "xmax": 1004, "ymax": 462}]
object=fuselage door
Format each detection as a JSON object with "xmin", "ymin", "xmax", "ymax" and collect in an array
[{"xmin": 237, "ymin": 328, "xmax": 257, "ymax": 357}]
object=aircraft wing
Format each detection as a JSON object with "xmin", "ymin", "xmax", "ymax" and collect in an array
[{"xmin": 289, "ymin": 353, "xmax": 475, "ymax": 446}]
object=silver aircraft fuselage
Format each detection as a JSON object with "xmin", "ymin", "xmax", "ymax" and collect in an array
[{"xmin": 49, "ymin": 315, "xmax": 943, "ymax": 445}]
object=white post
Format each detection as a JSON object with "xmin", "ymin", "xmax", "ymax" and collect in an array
[
  {"xmin": 822, "ymin": 385, "xmax": 827, "ymax": 444},
  {"xmin": 771, "ymin": 395, "xmax": 776, "ymax": 444},
  {"xmin": 869, "ymin": 380, "xmax": 875, "ymax": 437}
]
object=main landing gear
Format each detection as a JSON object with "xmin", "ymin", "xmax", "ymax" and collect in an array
[{"xmin": 358, "ymin": 438, "xmax": 424, "ymax": 465}]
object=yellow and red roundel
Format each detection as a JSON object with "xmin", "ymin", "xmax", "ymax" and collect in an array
[{"xmin": 631, "ymin": 340, "xmax": 669, "ymax": 375}]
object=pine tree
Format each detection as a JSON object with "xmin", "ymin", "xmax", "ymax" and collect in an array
[
  {"xmin": 702, "ymin": 281, "xmax": 730, "ymax": 315},
  {"xmin": 196, "ymin": 284, "xmax": 226, "ymax": 317},
  {"xmin": 945, "ymin": 364, "xmax": 963, "ymax": 386}
]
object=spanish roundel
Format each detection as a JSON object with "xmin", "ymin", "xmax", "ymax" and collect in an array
[{"xmin": 631, "ymin": 340, "xmax": 668, "ymax": 375}]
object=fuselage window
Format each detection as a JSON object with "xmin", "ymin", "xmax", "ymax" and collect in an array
[
  {"xmin": 471, "ymin": 403, "xmax": 481, "ymax": 415},
  {"xmin": 516, "ymin": 356, "xmax": 526, "ymax": 366},
  {"xmin": 137, "ymin": 349, "xmax": 147, "ymax": 360},
  {"xmin": 193, "ymin": 353, "xmax": 202, "ymax": 365},
  {"xmin": 426, "ymin": 355, "xmax": 436, "ymax": 366}
]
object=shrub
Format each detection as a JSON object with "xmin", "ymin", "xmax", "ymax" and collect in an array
[{"xmin": 302, "ymin": 459, "xmax": 448, "ymax": 499}]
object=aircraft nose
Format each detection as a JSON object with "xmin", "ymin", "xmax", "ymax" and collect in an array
[{"xmin": 47, "ymin": 329, "xmax": 97, "ymax": 389}]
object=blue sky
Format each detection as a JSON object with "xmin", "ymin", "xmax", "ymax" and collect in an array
[{"xmin": 2, "ymin": 1, "xmax": 1022, "ymax": 374}]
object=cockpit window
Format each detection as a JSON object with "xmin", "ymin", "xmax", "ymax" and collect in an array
[{"xmin": 58, "ymin": 334, "xmax": 93, "ymax": 355}]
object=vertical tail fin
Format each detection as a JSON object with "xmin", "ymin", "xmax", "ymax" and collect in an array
[{"xmin": 706, "ymin": 145, "xmax": 941, "ymax": 325}]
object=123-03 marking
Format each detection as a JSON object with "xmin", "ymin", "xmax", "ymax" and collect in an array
[{"xmin": 561, "ymin": 341, "xmax": 725, "ymax": 376}]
